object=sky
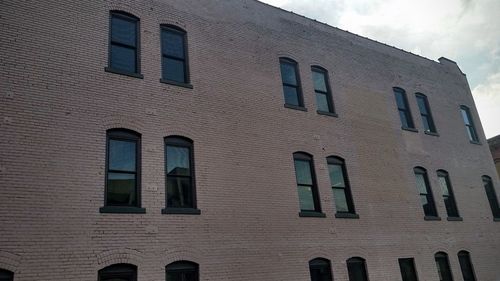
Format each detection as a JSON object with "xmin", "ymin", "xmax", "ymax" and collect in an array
[{"xmin": 259, "ymin": 0, "xmax": 500, "ymax": 138}]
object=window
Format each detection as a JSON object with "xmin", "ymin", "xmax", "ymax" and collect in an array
[
  {"xmin": 108, "ymin": 11, "xmax": 140, "ymax": 75},
  {"xmin": 280, "ymin": 58, "xmax": 304, "ymax": 108},
  {"xmin": 166, "ymin": 261, "xmax": 199, "ymax": 281},
  {"xmin": 435, "ymin": 252, "xmax": 454, "ymax": 281},
  {"xmin": 482, "ymin": 176, "xmax": 500, "ymax": 219},
  {"xmin": 98, "ymin": 264, "xmax": 137, "ymax": 281},
  {"xmin": 437, "ymin": 170, "xmax": 460, "ymax": 218},
  {"xmin": 312, "ymin": 66, "xmax": 335, "ymax": 114},
  {"xmin": 394, "ymin": 88, "xmax": 415, "ymax": 129},
  {"xmin": 399, "ymin": 258, "xmax": 418, "ymax": 281},
  {"xmin": 0, "ymin": 269, "xmax": 13, "ymax": 281},
  {"xmin": 327, "ymin": 156, "xmax": 356, "ymax": 217},
  {"xmin": 309, "ymin": 258, "xmax": 333, "ymax": 281},
  {"xmin": 101, "ymin": 129, "xmax": 143, "ymax": 213},
  {"xmin": 293, "ymin": 152, "xmax": 323, "ymax": 216},
  {"xmin": 460, "ymin": 106, "xmax": 479, "ymax": 143},
  {"xmin": 163, "ymin": 136, "xmax": 199, "ymax": 214},
  {"xmin": 458, "ymin": 251, "xmax": 476, "ymax": 281},
  {"xmin": 415, "ymin": 93, "xmax": 436, "ymax": 133},
  {"xmin": 161, "ymin": 25, "xmax": 190, "ymax": 85},
  {"xmin": 413, "ymin": 167, "xmax": 438, "ymax": 218},
  {"xmin": 347, "ymin": 257, "xmax": 369, "ymax": 281}
]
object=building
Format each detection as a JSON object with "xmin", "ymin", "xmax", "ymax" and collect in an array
[
  {"xmin": 1, "ymin": 0, "xmax": 500, "ymax": 280},
  {"xmin": 488, "ymin": 135, "xmax": 500, "ymax": 179}
]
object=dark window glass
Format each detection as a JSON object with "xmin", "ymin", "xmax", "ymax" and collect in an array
[
  {"xmin": 458, "ymin": 251, "xmax": 476, "ymax": 281},
  {"xmin": 0, "ymin": 269, "xmax": 13, "ymax": 281},
  {"xmin": 394, "ymin": 88, "xmax": 415, "ymax": 129},
  {"xmin": 106, "ymin": 129, "xmax": 140, "ymax": 207},
  {"xmin": 328, "ymin": 157, "xmax": 355, "ymax": 214},
  {"xmin": 98, "ymin": 263, "xmax": 137, "ymax": 281},
  {"xmin": 399, "ymin": 258, "xmax": 418, "ymax": 281},
  {"xmin": 460, "ymin": 106, "xmax": 479, "ymax": 142},
  {"xmin": 415, "ymin": 94, "xmax": 436, "ymax": 133},
  {"xmin": 280, "ymin": 58, "xmax": 303, "ymax": 107},
  {"xmin": 437, "ymin": 170, "xmax": 460, "ymax": 218},
  {"xmin": 309, "ymin": 258, "xmax": 333, "ymax": 281},
  {"xmin": 414, "ymin": 167, "xmax": 438, "ymax": 217},
  {"xmin": 435, "ymin": 252, "xmax": 454, "ymax": 281},
  {"xmin": 166, "ymin": 261, "xmax": 199, "ymax": 281},
  {"xmin": 293, "ymin": 152, "xmax": 321, "ymax": 213},
  {"xmin": 161, "ymin": 26, "xmax": 189, "ymax": 84},
  {"xmin": 165, "ymin": 137, "xmax": 196, "ymax": 209},
  {"xmin": 109, "ymin": 12, "xmax": 139, "ymax": 73},
  {"xmin": 347, "ymin": 257, "xmax": 368, "ymax": 281},
  {"xmin": 312, "ymin": 67, "xmax": 334, "ymax": 113},
  {"xmin": 482, "ymin": 176, "xmax": 500, "ymax": 219}
]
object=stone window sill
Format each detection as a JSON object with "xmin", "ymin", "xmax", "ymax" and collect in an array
[
  {"xmin": 162, "ymin": 208, "xmax": 201, "ymax": 215},
  {"xmin": 100, "ymin": 206, "xmax": 146, "ymax": 214},
  {"xmin": 299, "ymin": 211, "xmax": 326, "ymax": 218},
  {"xmin": 105, "ymin": 67, "xmax": 144, "ymax": 79}
]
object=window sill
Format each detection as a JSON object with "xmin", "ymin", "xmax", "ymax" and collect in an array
[
  {"xmin": 299, "ymin": 211, "xmax": 326, "ymax": 218},
  {"xmin": 162, "ymin": 208, "xmax": 201, "ymax": 215},
  {"xmin": 469, "ymin": 140, "xmax": 481, "ymax": 145},
  {"xmin": 317, "ymin": 110, "xmax": 338, "ymax": 117},
  {"xmin": 104, "ymin": 67, "xmax": 144, "ymax": 79},
  {"xmin": 100, "ymin": 206, "xmax": 146, "ymax": 214},
  {"xmin": 160, "ymin": 79, "xmax": 193, "ymax": 89},
  {"xmin": 424, "ymin": 131, "xmax": 439, "ymax": 137},
  {"xmin": 494, "ymin": 218, "xmax": 500, "ymax": 222},
  {"xmin": 447, "ymin": 216, "xmax": 463, "ymax": 221},
  {"xmin": 335, "ymin": 213, "xmax": 360, "ymax": 219},
  {"xmin": 284, "ymin": 104, "xmax": 308, "ymax": 112},
  {"xmin": 424, "ymin": 216, "xmax": 441, "ymax": 221},
  {"xmin": 402, "ymin": 127, "xmax": 418, "ymax": 133}
]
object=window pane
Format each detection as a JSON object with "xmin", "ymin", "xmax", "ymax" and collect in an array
[
  {"xmin": 310, "ymin": 266, "xmax": 333, "ymax": 281},
  {"xmin": 163, "ymin": 57, "xmax": 186, "ymax": 83},
  {"xmin": 416, "ymin": 96, "xmax": 428, "ymax": 115},
  {"xmin": 422, "ymin": 115, "xmax": 431, "ymax": 131},
  {"xmin": 162, "ymin": 30, "xmax": 185, "ymax": 58},
  {"xmin": 347, "ymin": 260, "xmax": 368, "ymax": 281},
  {"xmin": 420, "ymin": 194, "xmax": 429, "ymax": 212},
  {"xmin": 166, "ymin": 146, "xmax": 190, "ymax": 176},
  {"xmin": 415, "ymin": 173, "xmax": 428, "ymax": 194},
  {"xmin": 109, "ymin": 139, "xmax": 136, "ymax": 172},
  {"xmin": 167, "ymin": 176, "xmax": 193, "ymax": 208},
  {"xmin": 312, "ymin": 71, "xmax": 327, "ymax": 92},
  {"xmin": 399, "ymin": 259, "xmax": 418, "ymax": 281},
  {"xmin": 399, "ymin": 111, "xmax": 410, "ymax": 128},
  {"xmin": 294, "ymin": 160, "xmax": 312, "ymax": 185},
  {"xmin": 461, "ymin": 109, "xmax": 471, "ymax": 125},
  {"xmin": 107, "ymin": 173, "xmax": 136, "ymax": 206},
  {"xmin": 444, "ymin": 197, "xmax": 458, "ymax": 217},
  {"xmin": 283, "ymin": 85, "xmax": 300, "ymax": 106},
  {"xmin": 484, "ymin": 178, "xmax": 500, "ymax": 218},
  {"xmin": 329, "ymin": 164, "xmax": 345, "ymax": 187},
  {"xmin": 111, "ymin": 16, "xmax": 136, "ymax": 46},
  {"xmin": 111, "ymin": 44, "xmax": 136, "ymax": 73},
  {"xmin": 167, "ymin": 271, "xmax": 182, "ymax": 281},
  {"xmin": 316, "ymin": 92, "xmax": 330, "ymax": 112},
  {"xmin": 280, "ymin": 62, "xmax": 297, "ymax": 85},
  {"xmin": 467, "ymin": 126, "xmax": 478, "ymax": 142},
  {"xmin": 395, "ymin": 92, "xmax": 407, "ymax": 109},
  {"xmin": 333, "ymin": 188, "xmax": 349, "ymax": 213},
  {"xmin": 438, "ymin": 176, "xmax": 450, "ymax": 196},
  {"xmin": 458, "ymin": 253, "xmax": 476, "ymax": 281},
  {"xmin": 298, "ymin": 185, "xmax": 315, "ymax": 211},
  {"xmin": 436, "ymin": 257, "xmax": 453, "ymax": 281}
]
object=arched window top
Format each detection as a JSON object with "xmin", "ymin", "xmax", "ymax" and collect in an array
[
  {"xmin": 435, "ymin": 251, "xmax": 449, "ymax": 258},
  {"xmin": 161, "ymin": 24, "xmax": 186, "ymax": 33},
  {"xmin": 0, "ymin": 268, "xmax": 14, "ymax": 280},
  {"xmin": 393, "ymin": 87, "xmax": 406, "ymax": 93},
  {"xmin": 166, "ymin": 260, "xmax": 199, "ymax": 270},
  {"xmin": 482, "ymin": 175, "xmax": 492, "ymax": 181},
  {"xmin": 327, "ymin": 155, "xmax": 345, "ymax": 164},
  {"xmin": 110, "ymin": 10, "xmax": 139, "ymax": 21},
  {"xmin": 413, "ymin": 166, "xmax": 427, "ymax": 173},
  {"xmin": 293, "ymin": 151, "xmax": 313, "ymax": 160},
  {"xmin": 458, "ymin": 250, "xmax": 470, "ymax": 256},
  {"xmin": 460, "ymin": 105, "xmax": 470, "ymax": 110},
  {"xmin": 279, "ymin": 57, "xmax": 298, "ymax": 64},
  {"xmin": 437, "ymin": 169, "xmax": 449, "ymax": 176},
  {"xmin": 311, "ymin": 65, "xmax": 328, "ymax": 73},
  {"xmin": 347, "ymin": 257, "xmax": 366, "ymax": 263},
  {"xmin": 107, "ymin": 128, "xmax": 141, "ymax": 139},
  {"xmin": 309, "ymin": 257, "xmax": 331, "ymax": 266},
  {"xmin": 165, "ymin": 135, "xmax": 193, "ymax": 146},
  {"xmin": 415, "ymin": 92, "xmax": 427, "ymax": 98},
  {"xmin": 98, "ymin": 263, "xmax": 137, "ymax": 281}
]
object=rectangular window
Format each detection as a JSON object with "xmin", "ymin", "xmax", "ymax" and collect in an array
[
  {"xmin": 328, "ymin": 157, "xmax": 356, "ymax": 216},
  {"xmin": 108, "ymin": 12, "xmax": 139, "ymax": 74},
  {"xmin": 437, "ymin": 171, "xmax": 460, "ymax": 218},
  {"xmin": 394, "ymin": 88, "xmax": 415, "ymax": 129},
  {"xmin": 399, "ymin": 258, "xmax": 419, "ymax": 281},
  {"xmin": 414, "ymin": 168, "xmax": 438, "ymax": 218},
  {"xmin": 460, "ymin": 106, "xmax": 479, "ymax": 142},
  {"xmin": 293, "ymin": 153, "xmax": 322, "ymax": 215},
  {"xmin": 312, "ymin": 67, "xmax": 335, "ymax": 114},
  {"xmin": 482, "ymin": 176, "xmax": 500, "ymax": 219},
  {"xmin": 161, "ymin": 26, "xmax": 189, "ymax": 84},
  {"xmin": 280, "ymin": 58, "xmax": 304, "ymax": 108},
  {"xmin": 416, "ymin": 94, "xmax": 436, "ymax": 133}
]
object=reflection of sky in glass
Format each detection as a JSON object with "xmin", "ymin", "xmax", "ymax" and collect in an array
[
  {"xmin": 109, "ymin": 140, "xmax": 136, "ymax": 172},
  {"xmin": 280, "ymin": 63, "xmax": 297, "ymax": 85},
  {"xmin": 333, "ymin": 188, "xmax": 348, "ymax": 212},
  {"xmin": 167, "ymin": 146, "xmax": 190, "ymax": 176},
  {"xmin": 112, "ymin": 16, "xmax": 136, "ymax": 46},
  {"xmin": 395, "ymin": 92, "xmax": 406, "ymax": 109},
  {"xmin": 416, "ymin": 97, "xmax": 428, "ymax": 114},
  {"xmin": 316, "ymin": 93, "xmax": 330, "ymax": 112},
  {"xmin": 438, "ymin": 176, "xmax": 449, "ymax": 196},
  {"xmin": 415, "ymin": 173, "xmax": 427, "ymax": 194},
  {"xmin": 312, "ymin": 71, "xmax": 327, "ymax": 92},
  {"xmin": 461, "ymin": 109, "xmax": 470, "ymax": 125},
  {"xmin": 294, "ymin": 160, "xmax": 312, "ymax": 185},
  {"xmin": 329, "ymin": 164, "xmax": 345, "ymax": 187},
  {"xmin": 298, "ymin": 186, "xmax": 314, "ymax": 210},
  {"xmin": 162, "ymin": 31, "xmax": 184, "ymax": 58}
]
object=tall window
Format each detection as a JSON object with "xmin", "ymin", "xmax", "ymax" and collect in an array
[
  {"xmin": 460, "ymin": 106, "xmax": 479, "ymax": 143},
  {"xmin": 399, "ymin": 258, "xmax": 418, "ymax": 281},
  {"xmin": 413, "ymin": 167, "xmax": 438, "ymax": 218},
  {"xmin": 161, "ymin": 25, "xmax": 189, "ymax": 85},
  {"xmin": 458, "ymin": 251, "xmax": 476, "ymax": 281},
  {"xmin": 437, "ymin": 170, "xmax": 460, "ymax": 218},
  {"xmin": 280, "ymin": 58, "xmax": 304, "ymax": 108},
  {"xmin": 327, "ymin": 156, "xmax": 356, "ymax": 216},
  {"xmin": 482, "ymin": 176, "xmax": 500, "ymax": 219},
  {"xmin": 164, "ymin": 136, "xmax": 198, "ymax": 213},
  {"xmin": 0, "ymin": 269, "xmax": 13, "ymax": 281},
  {"xmin": 435, "ymin": 252, "xmax": 453, "ymax": 281},
  {"xmin": 312, "ymin": 66, "xmax": 335, "ymax": 114},
  {"xmin": 293, "ymin": 152, "xmax": 322, "ymax": 215},
  {"xmin": 309, "ymin": 258, "xmax": 333, "ymax": 281},
  {"xmin": 415, "ymin": 93, "xmax": 436, "ymax": 133},
  {"xmin": 108, "ymin": 11, "xmax": 140, "ymax": 74},
  {"xmin": 98, "ymin": 264, "xmax": 137, "ymax": 281},
  {"xmin": 166, "ymin": 261, "xmax": 199, "ymax": 281},
  {"xmin": 103, "ymin": 129, "xmax": 142, "ymax": 211},
  {"xmin": 347, "ymin": 257, "xmax": 369, "ymax": 281},
  {"xmin": 394, "ymin": 87, "xmax": 415, "ymax": 129}
]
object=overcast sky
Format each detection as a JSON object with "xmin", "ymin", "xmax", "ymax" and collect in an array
[{"xmin": 260, "ymin": 0, "xmax": 499, "ymax": 139}]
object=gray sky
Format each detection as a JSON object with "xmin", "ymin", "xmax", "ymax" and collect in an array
[{"xmin": 260, "ymin": 0, "xmax": 499, "ymax": 138}]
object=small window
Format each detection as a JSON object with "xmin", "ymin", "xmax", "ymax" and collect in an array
[
  {"xmin": 434, "ymin": 252, "xmax": 454, "ymax": 281},
  {"xmin": 347, "ymin": 257, "xmax": 369, "ymax": 281},
  {"xmin": 309, "ymin": 258, "xmax": 333, "ymax": 281},
  {"xmin": 166, "ymin": 261, "xmax": 199, "ymax": 281},
  {"xmin": 458, "ymin": 251, "xmax": 476, "ymax": 281},
  {"xmin": 293, "ymin": 152, "xmax": 322, "ymax": 215},
  {"xmin": 98, "ymin": 264, "xmax": 137, "ymax": 281},
  {"xmin": 312, "ymin": 66, "xmax": 335, "ymax": 114},
  {"xmin": 161, "ymin": 25, "xmax": 189, "ymax": 85},
  {"xmin": 280, "ymin": 58, "xmax": 304, "ymax": 108},
  {"xmin": 399, "ymin": 258, "xmax": 418, "ymax": 281},
  {"xmin": 437, "ymin": 170, "xmax": 460, "ymax": 218},
  {"xmin": 0, "ymin": 269, "xmax": 14, "ymax": 281},
  {"xmin": 460, "ymin": 106, "xmax": 479, "ymax": 143},
  {"xmin": 414, "ymin": 167, "xmax": 438, "ymax": 218},
  {"xmin": 108, "ymin": 11, "xmax": 140, "ymax": 74},
  {"xmin": 394, "ymin": 88, "xmax": 415, "ymax": 129},
  {"xmin": 415, "ymin": 93, "xmax": 436, "ymax": 133},
  {"xmin": 327, "ymin": 156, "xmax": 356, "ymax": 215},
  {"xmin": 482, "ymin": 176, "xmax": 500, "ymax": 219}
]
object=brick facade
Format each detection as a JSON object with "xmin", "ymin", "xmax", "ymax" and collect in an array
[{"xmin": 488, "ymin": 135, "xmax": 500, "ymax": 180}]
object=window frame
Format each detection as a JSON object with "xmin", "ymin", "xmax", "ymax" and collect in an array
[
  {"xmin": 434, "ymin": 252, "xmax": 454, "ymax": 281},
  {"xmin": 309, "ymin": 258, "xmax": 333, "ymax": 281},
  {"xmin": 413, "ymin": 167, "xmax": 439, "ymax": 220},
  {"xmin": 293, "ymin": 152, "xmax": 324, "ymax": 217},
  {"xmin": 482, "ymin": 175, "xmax": 500, "ymax": 220},
  {"xmin": 98, "ymin": 263, "xmax": 137, "ymax": 281},
  {"xmin": 327, "ymin": 156, "xmax": 358, "ymax": 218},
  {"xmin": 346, "ymin": 257, "xmax": 369, "ymax": 281},
  {"xmin": 415, "ymin": 93, "xmax": 437, "ymax": 134},
  {"xmin": 460, "ymin": 105, "xmax": 479, "ymax": 143},
  {"xmin": 0, "ymin": 268, "xmax": 14, "ymax": 281},
  {"xmin": 160, "ymin": 25, "xmax": 192, "ymax": 88},
  {"xmin": 437, "ymin": 170, "xmax": 461, "ymax": 220},
  {"xmin": 393, "ymin": 87, "xmax": 416, "ymax": 131},
  {"xmin": 280, "ymin": 57, "xmax": 305, "ymax": 110},
  {"xmin": 398, "ymin": 258, "xmax": 419, "ymax": 281},
  {"xmin": 312, "ymin": 66, "xmax": 336, "ymax": 116},
  {"xmin": 457, "ymin": 251, "xmax": 476, "ymax": 281},
  {"xmin": 166, "ymin": 260, "xmax": 199, "ymax": 281}
]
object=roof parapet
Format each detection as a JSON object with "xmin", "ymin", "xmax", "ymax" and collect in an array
[{"xmin": 438, "ymin": 57, "xmax": 465, "ymax": 76}]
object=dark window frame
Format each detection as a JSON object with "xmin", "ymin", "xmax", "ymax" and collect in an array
[
  {"xmin": 280, "ymin": 57, "xmax": 305, "ymax": 109},
  {"xmin": 399, "ymin": 258, "xmax": 419, "ymax": 281},
  {"xmin": 415, "ymin": 93, "xmax": 437, "ymax": 134},
  {"xmin": 437, "ymin": 170, "xmax": 460, "ymax": 219},
  {"xmin": 327, "ymin": 156, "xmax": 357, "ymax": 218},
  {"xmin": 309, "ymin": 258, "xmax": 333, "ymax": 281},
  {"xmin": 293, "ymin": 152, "xmax": 324, "ymax": 217},
  {"xmin": 460, "ymin": 105, "xmax": 479, "ymax": 143},
  {"xmin": 0, "ymin": 268, "xmax": 14, "ymax": 281},
  {"xmin": 98, "ymin": 263, "xmax": 137, "ymax": 281},
  {"xmin": 166, "ymin": 260, "xmax": 199, "ymax": 281},
  {"xmin": 457, "ymin": 251, "xmax": 476, "ymax": 281},
  {"xmin": 482, "ymin": 175, "xmax": 500, "ymax": 220},
  {"xmin": 393, "ymin": 87, "xmax": 416, "ymax": 131},
  {"xmin": 312, "ymin": 66, "xmax": 336, "ymax": 116},
  {"xmin": 435, "ymin": 252, "xmax": 454, "ymax": 281},
  {"xmin": 414, "ymin": 167, "xmax": 439, "ymax": 219},
  {"xmin": 346, "ymin": 257, "xmax": 369, "ymax": 281},
  {"xmin": 160, "ymin": 25, "xmax": 192, "ymax": 88}
]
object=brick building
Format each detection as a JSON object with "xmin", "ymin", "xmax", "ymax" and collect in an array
[
  {"xmin": 488, "ymin": 135, "xmax": 500, "ymax": 180},
  {"xmin": 1, "ymin": 0, "xmax": 500, "ymax": 280}
]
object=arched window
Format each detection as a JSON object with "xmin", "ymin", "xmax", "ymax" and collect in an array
[
  {"xmin": 166, "ymin": 261, "xmax": 199, "ymax": 281},
  {"xmin": 327, "ymin": 156, "xmax": 357, "ymax": 217},
  {"xmin": 312, "ymin": 66, "xmax": 335, "ymax": 115},
  {"xmin": 413, "ymin": 167, "xmax": 438, "ymax": 219},
  {"xmin": 280, "ymin": 58, "xmax": 304, "ymax": 108},
  {"xmin": 393, "ymin": 87, "xmax": 415, "ymax": 130},
  {"xmin": 482, "ymin": 176, "xmax": 500, "ymax": 220},
  {"xmin": 434, "ymin": 252, "xmax": 453, "ymax": 281},
  {"xmin": 98, "ymin": 263, "xmax": 137, "ymax": 281},
  {"xmin": 460, "ymin": 105, "xmax": 479, "ymax": 143},
  {"xmin": 161, "ymin": 25, "xmax": 190, "ymax": 85},
  {"xmin": 107, "ymin": 11, "xmax": 141, "ymax": 76},
  {"xmin": 0, "ymin": 269, "xmax": 14, "ymax": 281},
  {"xmin": 398, "ymin": 258, "xmax": 418, "ymax": 281},
  {"xmin": 437, "ymin": 170, "xmax": 460, "ymax": 219},
  {"xmin": 458, "ymin": 251, "xmax": 476, "ymax": 281},
  {"xmin": 293, "ymin": 152, "xmax": 323, "ymax": 216},
  {"xmin": 415, "ymin": 93, "xmax": 437, "ymax": 134},
  {"xmin": 346, "ymin": 257, "xmax": 368, "ymax": 281},
  {"xmin": 309, "ymin": 258, "xmax": 333, "ymax": 281}
]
